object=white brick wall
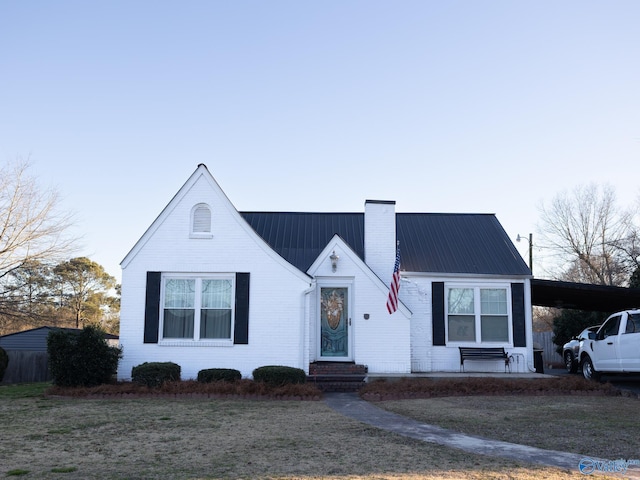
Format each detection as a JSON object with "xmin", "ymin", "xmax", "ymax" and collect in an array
[
  {"xmin": 401, "ymin": 278, "xmax": 433, "ymax": 372},
  {"xmin": 403, "ymin": 275, "xmax": 534, "ymax": 373},
  {"xmin": 364, "ymin": 200, "xmax": 396, "ymax": 286},
  {"xmin": 119, "ymin": 170, "xmax": 311, "ymax": 380}
]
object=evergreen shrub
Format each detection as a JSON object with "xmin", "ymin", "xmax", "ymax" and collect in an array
[
  {"xmin": 131, "ymin": 362, "xmax": 181, "ymax": 387},
  {"xmin": 252, "ymin": 365, "xmax": 306, "ymax": 386},
  {"xmin": 47, "ymin": 326, "xmax": 122, "ymax": 387},
  {"xmin": 0, "ymin": 347, "xmax": 8, "ymax": 382},
  {"xmin": 197, "ymin": 368, "xmax": 241, "ymax": 383}
]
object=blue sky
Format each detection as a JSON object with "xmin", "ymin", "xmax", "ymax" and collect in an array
[{"xmin": 1, "ymin": 1, "xmax": 639, "ymax": 281}]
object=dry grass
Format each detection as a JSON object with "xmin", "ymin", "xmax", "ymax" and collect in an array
[
  {"xmin": 378, "ymin": 394, "xmax": 640, "ymax": 460},
  {"xmin": 0, "ymin": 381, "xmax": 630, "ymax": 480},
  {"xmin": 366, "ymin": 377, "xmax": 640, "ymax": 459}
]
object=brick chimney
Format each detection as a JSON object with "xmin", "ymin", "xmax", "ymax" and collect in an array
[{"xmin": 364, "ymin": 200, "xmax": 396, "ymax": 285}]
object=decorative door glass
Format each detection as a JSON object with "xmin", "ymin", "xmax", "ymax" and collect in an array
[{"xmin": 320, "ymin": 287, "xmax": 349, "ymax": 357}]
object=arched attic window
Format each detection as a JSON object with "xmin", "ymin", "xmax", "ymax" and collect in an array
[{"xmin": 191, "ymin": 203, "xmax": 212, "ymax": 238}]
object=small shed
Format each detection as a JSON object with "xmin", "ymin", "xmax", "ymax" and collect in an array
[{"xmin": 0, "ymin": 327, "xmax": 119, "ymax": 384}]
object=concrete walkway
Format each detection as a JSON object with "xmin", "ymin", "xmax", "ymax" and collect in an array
[{"xmin": 324, "ymin": 392, "xmax": 640, "ymax": 478}]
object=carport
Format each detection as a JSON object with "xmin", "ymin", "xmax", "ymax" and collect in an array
[
  {"xmin": 531, "ymin": 279, "xmax": 640, "ymax": 312},
  {"xmin": 530, "ymin": 279, "xmax": 640, "ymax": 369}
]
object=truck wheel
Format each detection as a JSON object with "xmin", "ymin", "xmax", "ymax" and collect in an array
[
  {"xmin": 564, "ymin": 351, "xmax": 578, "ymax": 373},
  {"xmin": 582, "ymin": 355, "xmax": 600, "ymax": 381}
]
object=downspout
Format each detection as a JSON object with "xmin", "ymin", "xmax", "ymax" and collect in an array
[
  {"xmin": 527, "ymin": 346, "xmax": 538, "ymax": 373},
  {"xmin": 300, "ymin": 280, "xmax": 316, "ymax": 373}
]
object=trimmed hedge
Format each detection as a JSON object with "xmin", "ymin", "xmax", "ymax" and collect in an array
[
  {"xmin": 47, "ymin": 326, "xmax": 122, "ymax": 387},
  {"xmin": 131, "ymin": 362, "xmax": 181, "ymax": 387},
  {"xmin": 197, "ymin": 368, "xmax": 241, "ymax": 383},
  {"xmin": 0, "ymin": 347, "xmax": 8, "ymax": 382},
  {"xmin": 252, "ymin": 365, "xmax": 306, "ymax": 386}
]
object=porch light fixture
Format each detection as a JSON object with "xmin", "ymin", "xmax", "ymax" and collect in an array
[{"xmin": 330, "ymin": 250, "xmax": 339, "ymax": 272}]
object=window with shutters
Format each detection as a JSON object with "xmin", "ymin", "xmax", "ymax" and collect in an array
[
  {"xmin": 446, "ymin": 285, "xmax": 512, "ymax": 344},
  {"xmin": 160, "ymin": 274, "xmax": 234, "ymax": 343},
  {"xmin": 190, "ymin": 203, "xmax": 212, "ymax": 238}
]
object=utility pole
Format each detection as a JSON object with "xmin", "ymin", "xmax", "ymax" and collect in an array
[{"xmin": 517, "ymin": 233, "xmax": 533, "ymax": 274}]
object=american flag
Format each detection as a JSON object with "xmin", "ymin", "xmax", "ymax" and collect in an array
[{"xmin": 386, "ymin": 243, "xmax": 401, "ymax": 314}]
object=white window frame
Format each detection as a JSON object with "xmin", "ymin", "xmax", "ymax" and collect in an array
[
  {"xmin": 445, "ymin": 283, "xmax": 513, "ymax": 346},
  {"xmin": 159, "ymin": 273, "xmax": 235, "ymax": 346},
  {"xmin": 190, "ymin": 203, "xmax": 213, "ymax": 238}
]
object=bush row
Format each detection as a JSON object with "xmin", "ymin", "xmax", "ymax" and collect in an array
[
  {"xmin": 44, "ymin": 326, "xmax": 308, "ymax": 389},
  {"xmin": 131, "ymin": 362, "xmax": 306, "ymax": 388}
]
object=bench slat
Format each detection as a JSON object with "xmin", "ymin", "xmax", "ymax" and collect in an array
[{"xmin": 459, "ymin": 347, "xmax": 511, "ymax": 372}]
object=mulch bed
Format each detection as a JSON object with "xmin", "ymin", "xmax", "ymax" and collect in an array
[
  {"xmin": 46, "ymin": 379, "xmax": 323, "ymax": 400},
  {"xmin": 359, "ymin": 376, "xmax": 632, "ymax": 401},
  {"xmin": 44, "ymin": 375, "xmax": 636, "ymax": 402}
]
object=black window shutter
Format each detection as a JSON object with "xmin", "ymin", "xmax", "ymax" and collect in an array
[
  {"xmin": 234, "ymin": 273, "xmax": 250, "ymax": 345},
  {"xmin": 511, "ymin": 283, "xmax": 527, "ymax": 347},
  {"xmin": 432, "ymin": 282, "xmax": 446, "ymax": 346},
  {"xmin": 144, "ymin": 272, "xmax": 162, "ymax": 343}
]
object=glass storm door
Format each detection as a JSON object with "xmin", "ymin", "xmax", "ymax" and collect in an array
[{"xmin": 320, "ymin": 287, "xmax": 350, "ymax": 359}]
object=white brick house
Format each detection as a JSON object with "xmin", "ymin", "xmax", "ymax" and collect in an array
[{"xmin": 118, "ymin": 164, "xmax": 534, "ymax": 380}]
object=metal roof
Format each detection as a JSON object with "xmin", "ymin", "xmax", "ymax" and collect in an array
[
  {"xmin": 531, "ymin": 279, "xmax": 640, "ymax": 312},
  {"xmin": 241, "ymin": 212, "xmax": 530, "ymax": 276}
]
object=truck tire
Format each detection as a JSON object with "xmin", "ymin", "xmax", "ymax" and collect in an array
[
  {"xmin": 564, "ymin": 351, "xmax": 578, "ymax": 373},
  {"xmin": 582, "ymin": 355, "xmax": 601, "ymax": 381}
]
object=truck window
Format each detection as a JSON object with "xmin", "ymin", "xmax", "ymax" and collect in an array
[
  {"xmin": 597, "ymin": 316, "xmax": 621, "ymax": 340},
  {"xmin": 625, "ymin": 314, "xmax": 640, "ymax": 334}
]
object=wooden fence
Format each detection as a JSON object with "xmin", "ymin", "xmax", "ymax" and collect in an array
[
  {"xmin": 533, "ymin": 331, "xmax": 562, "ymax": 367},
  {"xmin": 1, "ymin": 350, "xmax": 51, "ymax": 384}
]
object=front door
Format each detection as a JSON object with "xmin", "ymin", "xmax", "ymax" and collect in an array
[
  {"xmin": 320, "ymin": 286, "xmax": 351, "ymax": 360},
  {"xmin": 619, "ymin": 313, "xmax": 640, "ymax": 371},
  {"xmin": 593, "ymin": 315, "xmax": 621, "ymax": 371}
]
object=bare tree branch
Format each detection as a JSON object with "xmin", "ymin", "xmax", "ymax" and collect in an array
[
  {"xmin": 538, "ymin": 183, "xmax": 634, "ymax": 286},
  {"xmin": 0, "ymin": 158, "xmax": 77, "ymax": 324}
]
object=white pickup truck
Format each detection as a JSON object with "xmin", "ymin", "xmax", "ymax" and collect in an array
[{"xmin": 579, "ymin": 309, "xmax": 640, "ymax": 380}]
